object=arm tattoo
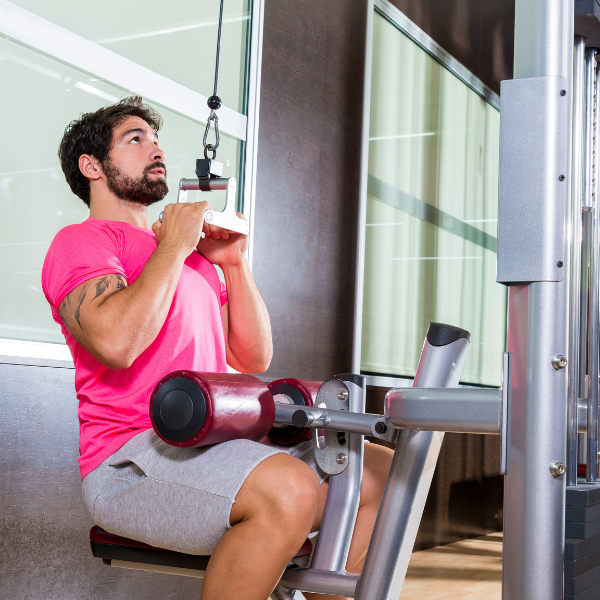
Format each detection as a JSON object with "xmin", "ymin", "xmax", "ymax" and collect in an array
[
  {"xmin": 73, "ymin": 283, "xmax": 88, "ymax": 330},
  {"xmin": 59, "ymin": 274, "xmax": 127, "ymax": 334},
  {"xmin": 59, "ymin": 281, "xmax": 89, "ymax": 331},
  {"xmin": 93, "ymin": 276, "xmax": 110, "ymax": 301}
]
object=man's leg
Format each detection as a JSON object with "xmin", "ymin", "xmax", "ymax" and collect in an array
[
  {"xmin": 304, "ymin": 442, "xmax": 394, "ymax": 600},
  {"xmin": 200, "ymin": 453, "xmax": 321, "ymax": 600}
]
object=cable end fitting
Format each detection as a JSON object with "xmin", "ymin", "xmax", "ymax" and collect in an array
[{"xmin": 207, "ymin": 95, "xmax": 222, "ymax": 110}]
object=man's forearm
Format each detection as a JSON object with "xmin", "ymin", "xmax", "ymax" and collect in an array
[{"xmin": 221, "ymin": 258, "xmax": 273, "ymax": 373}]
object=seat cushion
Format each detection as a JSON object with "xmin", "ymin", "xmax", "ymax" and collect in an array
[{"xmin": 90, "ymin": 526, "xmax": 313, "ymax": 571}]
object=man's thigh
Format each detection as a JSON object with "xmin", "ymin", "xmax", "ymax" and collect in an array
[{"xmin": 82, "ymin": 430, "xmax": 286, "ymax": 555}]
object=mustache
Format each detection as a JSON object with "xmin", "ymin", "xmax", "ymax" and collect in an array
[{"xmin": 144, "ymin": 162, "xmax": 167, "ymax": 177}]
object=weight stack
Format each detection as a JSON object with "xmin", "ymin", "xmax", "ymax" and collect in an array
[{"xmin": 565, "ymin": 483, "xmax": 600, "ymax": 600}]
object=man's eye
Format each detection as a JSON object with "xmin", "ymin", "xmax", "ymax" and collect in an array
[{"xmin": 129, "ymin": 137, "xmax": 140, "ymax": 144}]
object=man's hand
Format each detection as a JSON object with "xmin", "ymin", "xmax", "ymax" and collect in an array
[
  {"xmin": 196, "ymin": 212, "xmax": 249, "ymax": 267},
  {"xmin": 151, "ymin": 201, "xmax": 210, "ymax": 256},
  {"xmin": 152, "ymin": 204, "xmax": 247, "ymax": 266}
]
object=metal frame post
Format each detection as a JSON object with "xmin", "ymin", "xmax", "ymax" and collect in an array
[
  {"xmin": 501, "ymin": 1, "xmax": 573, "ymax": 598},
  {"xmin": 568, "ymin": 36, "xmax": 586, "ymax": 486},
  {"xmin": 354, "ymin": 324, "xmax": 470, "ymax": 600},
  {"xmin": 310, "ymin": 381, "xmax": 365, "ymax": 572},
  {"xmin": 585, "ymin": 49, "xmax": 600, "ymax": 482}
]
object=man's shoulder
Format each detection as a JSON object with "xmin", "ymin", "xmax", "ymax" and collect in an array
[
  {"xmin": 48, "ymin": 219, "xmax": 126, "ymax": 252},
  {"xmin": 43, "ymin": 220, "xmax": 122, "ymax": 276}
]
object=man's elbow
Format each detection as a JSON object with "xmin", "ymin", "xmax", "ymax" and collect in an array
[
  {"xmin": 251, "ymin": 356, "xmax": 272, "ymax": 375},
  {"xmin": 94, "ymin": 339, "xmax": 138, "ymax": 371},
  {"xmin": 235, "ymin": 347, "xmax": 273, "ymax": 374},
  {"xmin": 253, "ymin": 345, "xmax": 273, "ymax": 373}
]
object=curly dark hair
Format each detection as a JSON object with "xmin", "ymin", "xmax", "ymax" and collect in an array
[{"xmin": 58, "ymin": 96, "xmax": 163, "ymax": 207}]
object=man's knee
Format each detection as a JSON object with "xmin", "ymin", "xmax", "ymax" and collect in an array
[
  {"xmin": 231, "ymin": 453, "xmax": 321, "ymax": 534},
  {"xmin": 362, "ymin": 443, "xmax": 394, "ymax": 504}
]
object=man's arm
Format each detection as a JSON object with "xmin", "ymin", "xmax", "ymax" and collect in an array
[
  {"xmin": 195, "ymin": 212, "xmax": 272, "ymax": 374},
  {"xmin": 58, "ymin": 201, "xmax": 209, "ymax": 370},
  {"xmin": 220, "ymin": 259, "xmax": 273, "ymax": 374}
]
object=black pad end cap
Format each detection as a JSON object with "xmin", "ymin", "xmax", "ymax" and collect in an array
[
  {"xmin": 153, "ymin": 377, "xmax": 207, "ymax": 443},
  {"xmin": 426, "ymin": 323, "xmax": 471, "ymax": 347},
  {"xmin": 292, "ymin": 410, "xmax": 310, "ymax": 428}
]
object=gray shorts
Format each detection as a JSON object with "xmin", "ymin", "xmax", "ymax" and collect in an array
[{"xmin": 82, "ymin": 429, "xmax": 326, "ymax": 555}]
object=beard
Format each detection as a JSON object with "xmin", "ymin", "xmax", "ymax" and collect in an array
[{"xmin": 102, "ymin": 159, "xmax": 169, "ymax": 206}]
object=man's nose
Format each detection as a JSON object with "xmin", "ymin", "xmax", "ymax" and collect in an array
[{"xmin": 152, "ymin": 145, "xmax": 165, "ymax": 162}]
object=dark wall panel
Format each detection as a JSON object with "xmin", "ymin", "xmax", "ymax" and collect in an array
[
  {"xmin": 0, "ymin": 362, "xmax": 202, "ymax": 600},
  {"xmin": 252, "ymin": 0, "xmax": 367, "ymax": 381},
  {"xmin": 386, "ymin": 0, "xmax": 515, "ymax": 95}
]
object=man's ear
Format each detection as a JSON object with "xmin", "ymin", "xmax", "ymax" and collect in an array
[{"xmin": 79, "ymin": 154, "xmax": 103, "ymax": 181}]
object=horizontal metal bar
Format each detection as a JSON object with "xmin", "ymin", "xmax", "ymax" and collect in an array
[
  {"xmin": 279, "ymin": 568, "xmax": 359, "ymax": 597},
  {"xmin": 385, "ymin": 388, "xmax": 502, "ymax": 434},
  {"xmin": 180, "ymin": 178, "xmax": 230, "ymax": 192},
  {"xmin": 274, "ymin": 404, "xmax": 381, "ymax": 436},
  {"xmin": 177, "ymin": 177, "xmax": 248, "ymax": 235}
]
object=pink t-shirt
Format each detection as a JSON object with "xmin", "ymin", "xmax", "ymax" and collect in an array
[{"xmin": 41, "ymin": 218, "xmax": 229, "ymax": 480}]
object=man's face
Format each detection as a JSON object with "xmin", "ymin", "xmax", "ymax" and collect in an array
[{"xmin": 101, "ymin": 115, "xmax": 168, "ymax": 206}]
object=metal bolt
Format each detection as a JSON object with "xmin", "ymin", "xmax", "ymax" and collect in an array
[
  {"xmin": 549, "ymin": 462, "xmax": 566, "ymax": 478},
  {"xmin": 552, "ymin": 355, "xmax": 568, "ymax": 370},
  {"xmin": 336, "ymin": 453, "xmax": 347, "ymax": 464},
  {"xmin": 559, "ymin": 174, "xmax": 565, "ymax": 181},
  {"xmin": 337, "ymin": 390, "xmax": 349, "ymax": 401},
  {"xmin": 557, "ymin": 261, "xmax": 563, "ymax": 268},
  {"xmin": 374, "ymin": 422, "xmax": 388, "ymax": 434},
  {"xmin": 560, "ymin": 89, "xmax": 567, "ymax": 96}
]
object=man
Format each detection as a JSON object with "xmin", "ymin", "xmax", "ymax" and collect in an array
[{"xmin": 42, "ymin": 97, "xmax": 392, "ymax": 600}]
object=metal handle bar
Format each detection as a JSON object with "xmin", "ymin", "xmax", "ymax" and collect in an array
[
  {"xmin": 274, "ymin": 403, "xmax": 387, "ymax": 437},
  {"xmin": 385, "ymin": 387, "xmax": 502, "ymax": 435},
  {"xmin": 274, "ymin": 386, "xmax": 503, "ymax": 437},
  {"xmin": 176, "ymin": 177, "xmax": 249, "ymax": 236}
]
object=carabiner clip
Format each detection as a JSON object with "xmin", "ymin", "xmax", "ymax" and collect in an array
[{"xmin": 203, "ymin": 111, "xmax": 220, "ymax": 160}]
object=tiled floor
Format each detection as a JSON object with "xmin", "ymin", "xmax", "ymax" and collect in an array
[{"xmin": 399, "ymin": 532, "xmax": 503, "ymax": 599}]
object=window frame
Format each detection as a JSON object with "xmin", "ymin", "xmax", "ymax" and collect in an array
[
  {"xmin": 352, "ymin": 0, "xmax": 503, "ymax": 387},
  {"xmin": 0, "ymin": 0, "xmax": 265, "ymax": 363}
]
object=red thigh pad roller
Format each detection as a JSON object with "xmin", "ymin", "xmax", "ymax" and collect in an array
[
  {"xmin": 150, "ymin": 371, "xmax": 275, "ymax": 448},
  {"xmin": 267, "ymin": 379, "xmax": 322, "ymax": 445}
]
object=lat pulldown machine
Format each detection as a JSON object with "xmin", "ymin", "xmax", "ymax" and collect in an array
[{"xmin": 93, "ymin": 322, "xmax": 505, "ymax": 600}]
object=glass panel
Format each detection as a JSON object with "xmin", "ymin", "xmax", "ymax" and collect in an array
[
  {"xmin": 361, "ymin": 11, "xmax": 506, "ymax": 386},
  {"xmin": 11, "ymin": 0, "xmax": 252, "ymax": 114},
  {"xmin": 0, "ymin": 37, "xmax": 242, "ymax": 344}
]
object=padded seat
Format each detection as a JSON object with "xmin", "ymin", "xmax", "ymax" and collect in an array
[{"xmin": 90, "ymin": 526, "xmax": 313, "ymax": 572}]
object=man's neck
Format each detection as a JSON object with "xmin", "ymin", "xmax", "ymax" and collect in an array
[{"xmin": 89, "ymin": 191, "xmax": 151, "ymax": 230}]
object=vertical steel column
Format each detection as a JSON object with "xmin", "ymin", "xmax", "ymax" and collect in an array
[
  {"xmin": 354, "ymin": 324, "xmax": 470, "ymax": 600},
  {"xmin": 310, "ymin": 381, "xmax": 365, "ymax": 572},
  {"xmin": 581, "ymin": 206, "xmax": 591, "ymax": 399},
  {"xmin": 587, "ymin": 51, "xmax": 600, "ymax": 482},
  {"xmin": 567, "ymin": 37, "xmax": 586, "ymax": 486},
  {"xmin": 502, "ymin": 1, "xmax": 573, "ymax": 599}
]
